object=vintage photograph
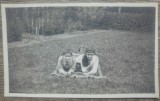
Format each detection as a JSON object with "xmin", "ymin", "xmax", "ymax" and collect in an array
[{"xmin": 1, "ymin": 3, "xmax": 159, "ymax": 98}]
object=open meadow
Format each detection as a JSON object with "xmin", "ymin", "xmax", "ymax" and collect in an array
[{"xmin": 8, "ymin": 30, "xmax": 155, "ymax": 94}]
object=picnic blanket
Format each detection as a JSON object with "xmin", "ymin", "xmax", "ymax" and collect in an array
[{"xmin": 51, "ymin": 66, "xmax": 106, "ymax": 79}]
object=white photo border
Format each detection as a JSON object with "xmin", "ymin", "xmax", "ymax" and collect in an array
[{"xmin": 1, "ymin": 3, "xmax": 159, "ymax": 98}]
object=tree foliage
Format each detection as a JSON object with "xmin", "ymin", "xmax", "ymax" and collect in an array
[{"xmin": 6, "ymin": 7, "xmax": 155, "ymax": 42}]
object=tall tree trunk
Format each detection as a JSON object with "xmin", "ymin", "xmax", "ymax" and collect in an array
[
  {"xmin": 35, "ymin": 26, "xmax": 38, "ymax": 35},
  {"xmin": 47, "ymin": 7, "xmax": 49, "ymax": 22},
  {"xmin": 118, "ymin": 7, "xmax": 121, "ymax": 13},
  {"xmin": 26, "ymin": 8, "xmax": 31, "ymax": 39},
  {"xmin": 31, "ymin": 14, "xmax": 34, "ymax": 34},
  {"xmin": 41, "ymin": 8, "xmax": 44, "ymax": 35}
]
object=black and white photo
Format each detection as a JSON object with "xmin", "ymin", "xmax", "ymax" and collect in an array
[{"xmin": 1, "ymin": 3, "xmax": 159, "ymax": 98}]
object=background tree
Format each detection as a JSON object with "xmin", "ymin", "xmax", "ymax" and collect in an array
[{"xmin": 6, "ymin": 7, "xmax": 155, "ymax": 42}]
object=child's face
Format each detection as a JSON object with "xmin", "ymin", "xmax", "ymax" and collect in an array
[
  {"xmin": 86, "ymin": 52, "xmax": 94, "ymax": 61},
  {"xmin": 64, "ymin": 53, "xmax": 72, "ymax": 61}
]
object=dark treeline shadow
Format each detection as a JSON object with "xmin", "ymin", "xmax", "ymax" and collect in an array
[{"xmin": 5, "ymin": 7, "xmax": 155, "ymax": 42}]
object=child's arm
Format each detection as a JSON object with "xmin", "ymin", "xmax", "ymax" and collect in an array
[
  {"xmin": 85, "ymin": 56, "xmax": 99, "ymax": 75},
  {"xmin": 68, "ymin": 58, "xmax": 76, "ymax": 74},
  {"xmin": 56, "ymin": 56, "xmax": 67, "ymax": 75},
  {"xmin": 51, "ymin": 56, "xmax": 64, "ymax": 75},
  {"xmin": 56, "ymin": 56, "xmax": 63, "ymax": 70},
  {"xmin": 59, "ymin": 68, "xmax": 67, "ymax": 75}
]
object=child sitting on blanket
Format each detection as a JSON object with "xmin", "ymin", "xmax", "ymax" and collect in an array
[
  {"xmin": 75, "ymin": 47, "xmax": 99, "ymax": 76},
  {"xmin": 52, "ymin": 49, "xmax": 76, "ymax": 76}
]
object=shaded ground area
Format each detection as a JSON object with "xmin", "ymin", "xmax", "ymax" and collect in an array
[{"xmin": 8, "ymin": 30, "xmax": 155, "ymax": 94}]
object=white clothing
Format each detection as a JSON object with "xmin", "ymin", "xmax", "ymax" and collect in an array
[{"xmin": 76, "ymin": 54, "xmax": 99, "ymax": 75}]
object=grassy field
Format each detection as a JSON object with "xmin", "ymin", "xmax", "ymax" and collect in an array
[{"xmin": 8, "ymin": 30, "xmax": 155, "ymax": 94}]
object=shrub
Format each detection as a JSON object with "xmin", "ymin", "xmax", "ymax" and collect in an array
[
  {"xmin": 42, "ymin": 21, "xmax": 65, "ymax": 36},
  {"xmin": 98, "ymin": 12, "xmax": 154, "ymax": 32},
  {"xmin": 78, "ymin": 12, "xmax": 154, "ymax": 32},
  {"xmin": 7, "ymin": 20, "xmax": 22, "ymax": 43},
  {"xmin": 66, "ymin": 21, "xmax": 85, "ymax": 31}
]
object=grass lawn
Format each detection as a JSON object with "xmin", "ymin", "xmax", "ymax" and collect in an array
[{"xmin": 8, "ymin": 30, "xmax": 155, "ymax": 94}]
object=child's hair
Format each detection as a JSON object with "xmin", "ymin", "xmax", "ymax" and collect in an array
[
  {"xmin": 61, "ymin": 49, "xmax": 73, "ymax": 56},
  {"xmin": 82, "ymin": 47, "xmax": 96, "ymax": 67},
  {"xmin": 82, "ymin": 55, "xmax": 90, "ymax": 67},
  {"xmin": 85, "ymin": 47, "xmax": 95, "ymax": 54}
]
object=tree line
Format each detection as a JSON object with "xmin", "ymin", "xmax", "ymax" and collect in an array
[{"xmin": 6, "ymin": 7, "xmax": 155, "ymax": 42}]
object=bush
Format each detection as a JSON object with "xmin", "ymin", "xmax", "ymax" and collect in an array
[
  {"xmin": 7, "ymin": 20, "xmax": 22, "ymax": 43},
  {"xmin": 79, "ymin": 12, "xmax": 154, "ymax": 32},
  {"xmin": 97, "ymin": 12, "xmax": 154, "ymax": 32},
  {"xmin": 66, "ymin": 21, "xmax": 85, "ymax": 31},
  {"xmin": 42, "ymin": 21, "xmax": 65, "ymax": 36}
]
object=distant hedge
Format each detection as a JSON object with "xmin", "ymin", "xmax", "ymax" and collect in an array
[
  {"xmin": 100, "ymin": 13, "xmax": 154, "ymax": 32},
  {"xmin": 78, "ymin": 12, "xmax": 154, "ymax": 32},
  {"xmin": 39, "ymin": 12, "xmax": 154, "ymax": 34}
]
